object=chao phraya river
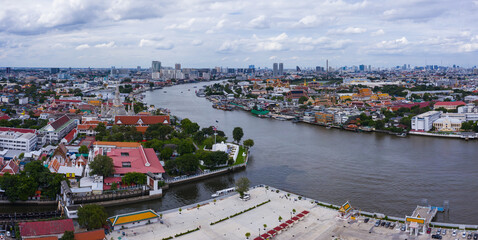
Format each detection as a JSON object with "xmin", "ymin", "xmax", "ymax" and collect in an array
[{"xmin": 108, "ymin": 81, "xmax": 478, "ymax": 224}]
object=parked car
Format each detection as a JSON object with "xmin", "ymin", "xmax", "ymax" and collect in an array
[
  {"xmin": 401, "ymin": 225, "xmax": 406, "ymax": 231},
  {"xmin": 364, "ymin": 218, "xmax": 369, "ymax": 223},
  {"xmin": 463, "ymin": 231, "xmax": 467, "ymax": 238},
  {"xmin": 468, "ymin": 233, "xmax": 473, "ymax": 239},
  {"xmin": 375, "ymin": 220, "xmax": 381, "ymax": 227},
  {"xmin": 437, "ymin": 228, "xmax": 442, "ymax": 234},
  {"xmin": 390, "ymin": 222, "xmax": 395, "ymax": 229},
  {"xmin": 385, "ymin": 222, "xmax": 391, "ymax": 228},
  {"xmin": 452, "ymin": 230, "xmax": 457, "ymax": 236},
  {"xmin": 381, "ymin": 221, "xmax": 386, "ymax": 227},
  {"xmin": 431, "ymin": 234, "xmax": 442, "ymax": 239},
  {"xmin": 427, "ymin": 228, "xmax": 432, "ymax": 234},
  {"xmin": 473, "ymin": 233, "xmax": 478, "ymax": 240},
  {"xmin": 443, "ymin": 229, "xmax": 447, "ymax": 235}
]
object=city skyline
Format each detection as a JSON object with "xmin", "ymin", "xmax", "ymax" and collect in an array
[{"xmin": 1, "ymin": 0, "xmax": 478, "ymax": 68}]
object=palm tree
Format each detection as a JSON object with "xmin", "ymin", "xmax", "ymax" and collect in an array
[
  {"xmin": 263, "ymin": 224, "xmax": 267, "ymax": 230},
  {"xmin": 179, "ymin": 208, "xmax": 182, "ymax": 214},
  {"xmin": 278, "ymin": 216, "xmax": 283, "ymax": 222},
  {"xmin": 245, "ymin": 232, "xmax": 251, "ymax": 239}
]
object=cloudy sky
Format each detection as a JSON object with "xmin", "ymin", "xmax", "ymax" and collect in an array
[{"xmin": 1, "ymin": 0, "xmax": 478, "ymax": 69}]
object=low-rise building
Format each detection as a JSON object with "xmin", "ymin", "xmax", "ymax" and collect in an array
[
  {"xmin": 411, "ymin": 111, "xmax": 441, "ymax": 132},
  {"xmin": 38, "ymin": 115, "xmax": 78, "ymax": 145},
  {"xmin": 108, "ymin": 209, "xmax": 160, "ymax": 231},
  {"xmin": 433, "ymin": 101, "xmax": 466, "ymax": 110},
  {"xmin": 19, "ymin": 219, "xmax": 75, "ymax": 239},
  {"xmin": 0, "ymin": 127, "xmax": 37, "ymax": 151},
  {"xmin": 433, "ymin": 116, "xmax": 462, "ymax": 132}
]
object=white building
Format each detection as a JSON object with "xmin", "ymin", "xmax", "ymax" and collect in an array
[
  {"xmin": 411, "ymin": 111, "xmax": 441, "ymax": 132},
  {"xmin": 0, "ymin": 127, "xmax": 37, "ymax": 151},
  {"xmin": 38, "ymin": 115, "xmax": 78, "ymax": 145},
  {"xmin": 18, "ymin": 97, "xmax": 29, "ymax": 105}
]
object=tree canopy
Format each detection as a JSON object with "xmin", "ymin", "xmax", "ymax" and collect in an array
[
  {"xmin": 78, "ymin": 204, "xmax": 107, "ymax": 230},
  {"xmin": 233, "ymin": 127, "xmax": 244, "ymax": 143},
  {"xmin": 78, "ymin": 145, "xmax": 89, "ymax": 154},
  {"xmin": 89, "ymin": 155, "xmax": 115, "ymax": 177},
  {"xmin": 235, "ymin": 177, "xmax": 250, "ymax": 198},
  {"xmin": 243, "ymin": 139, "xmax": 255, "ymax": 148}
]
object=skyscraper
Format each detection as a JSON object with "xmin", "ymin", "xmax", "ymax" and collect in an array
[
  {"xmin": 279, "ymin": 63, "xmax": 283, "ymax": 75},
  {"xmin": 152, "ymin": 61, "xmax": 161, "ymax": 72},
  {"xmin": 273, "ymin": 63, "xmax": 278, "ymax": 76},
  {"xmin": 175, "ymin": 63, "xmax": 181, "ymax": 70}
]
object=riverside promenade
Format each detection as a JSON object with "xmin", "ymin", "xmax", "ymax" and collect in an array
[{"xmin": 108, "ymin": 186, "xmax": 444, "ymax": 240}]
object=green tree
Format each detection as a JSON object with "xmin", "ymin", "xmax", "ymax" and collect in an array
[
  {"xmin": 178, "ymin": 139, "xmax": 195, "ymax": 155},
  {"xmin": 111, "ymin": 182, "xmax": 118, "ymax": 191},
  {"xmin": 59, "ymin": 231, "xmax": 75, "ymax": 240},
  {"xmin": 245, "ymin": 232, "xmax": 251, "ymax": 239},
  {"xmin": 298, "ymin": 96, "xmax": 308, "ymax": 104},
  {"xmin": 122, "ymin": 172, "xmax": 146, "ymax": 185},
  {"xmin": 175, "ymin": 153, "xmax": 199, "ymax": 174},
  {"xmin": 78, "ymin": 204, "xmax": 107, "ymax": 230},
  {"xmin": 243, "ymin": 139, "xmax": 254, "ymax": 149},
  {"xmin": 78, "ymin": 145, "xmax": 89, "ymax": 154},
  {"xmin": 89, "ymin": 155, "xmax": 115, "ymax": 177},
  {"xmin": 232, "ymin": 127, "xmax": 244, "ymax": 143},
  {"xmin": 203, "ymin": 151, "xmax": 228, "ymax": 167},
  {"xmin": 18, "ymin": 153, "xmax": 24, "ymax": 159},
  {"xmin": 235, "ymin": 177, "xmax": 250, "ymax": 198},
  {"xmin": 161, "ymin": 147, "xmax": 173, "ymax": 160},
  {"xmin": 0, "ymin": 173, "xmax": 20, "ymax": 202}
]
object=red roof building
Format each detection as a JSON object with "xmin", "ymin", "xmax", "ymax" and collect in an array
[
  {"xmin": 0, "ymin": 160, "xmax": 20, "ymax": 175},
  {"xmin": 61, "ymin": 128, "xmax": 77, "ymax": 145},
  {"xmin": 0, "ymin": 127, "xmax": 36, "ymax": 134},
  {"xmin": 106, "ymin": 146, "xmax": 165, "ymax": 176},
  {"xmin": 19, "ymin": 219, "xmax": 74, "ymax": 239},
  {"xmin": 114, "ymin": 115, "xmax": 170, "ymax": 126},
  {"xmin": 74, "ymin": 229, "xmax": 105, "ymax": 240},
  {"xmin": 434, "ymin": 101, "xmax": 466, "ymax": 110}
]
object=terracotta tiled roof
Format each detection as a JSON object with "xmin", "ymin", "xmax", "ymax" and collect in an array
[
  {"xmin": 19, "ymin": 219, "xmax": 74, "ymax": 237},
  {"xmin": 94, "ymin": 141, "xmax": 141, "ymax": 148},
  {"xmin": 434, "ymin": 101, "xmax": 466, "ymax": 106},
  {"xmin": 0, "ymin": 127, "xmax": 36, "ymax": 134},
  {"xmin": 0, "ymin": 160, "xmax": 20, "ymax": 175},
  {"xmin": 77, "ymin": 124, "xmax": 97, "ymax": 130},
  {"xmin": 114, "ymin": 115, "xmax": 170, "ymax": 125},
  {"xmin": 74, "ymin": 229, "xmax": 105, "ymax": 240},
  {"xmin": 63, "ymin": 128, "xmax": 77, "ymax": 143},
  {"xmin": 50, "ymin": 115, "xmax": 71, "ymax": 130},
  {"xmin": 107, "ymin": 146, "xmax": 165, "ymax": 174}
]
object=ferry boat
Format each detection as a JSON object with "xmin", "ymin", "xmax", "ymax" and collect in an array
[{"xmin": 211, "ymin": 187, "xmax": 236, "ymax": 198}]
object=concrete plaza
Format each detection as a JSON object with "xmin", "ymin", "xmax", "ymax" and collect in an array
[{"xmin": 108, "ymin": 186, "xmax": 442, "ymax": 240}]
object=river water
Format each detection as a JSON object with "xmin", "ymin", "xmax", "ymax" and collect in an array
[{"xmin": 107, "ymin": 81, "xmax": 478, "ymax": 224}]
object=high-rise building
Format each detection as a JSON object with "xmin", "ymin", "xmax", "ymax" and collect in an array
[
  {"xmin": 152, "ymin": 61, "xmax": 161, "ymax": 72},
  {"xmin": 175, "ymin": 63, "xmax": 181, "ymax": 70},
  {"xmin": 279, "ymin": 63, "xmax": 283, "ymax": 75},
  {"xmin": 5, "ymin": 67, "xmax": 11, "ymax": 74},
  {"xmin": 273, "ymin": 63, "xmax": 278, "ymax": 76},
  {"xmin": 296, "ymin": 66, "xmax": 301, "ymax": 72},
  {"xmin": 50, "ymin": 68, "xmax": 60, "ymax": 74},
  {"xmin": 359, "ymin": 65, "xmax": 365, "ymax": 72}
]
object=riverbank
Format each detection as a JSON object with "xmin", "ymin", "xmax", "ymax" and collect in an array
[
  {"xmin": 138, "ymin": 82, "xmax": 478, "ymax": 224},
  {"xmin": 108, "ymin": 185, "xmax": 477, "ymax": 240}
]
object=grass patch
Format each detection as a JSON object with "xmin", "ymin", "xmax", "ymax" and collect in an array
[{"xmin": 234, "ymin": 146, "xmax": 246, "ymax": 165}]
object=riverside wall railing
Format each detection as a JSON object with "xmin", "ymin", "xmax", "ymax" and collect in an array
[{"xmin": 165, "ymin": 149, "xmax": 249, "ymax": 186}]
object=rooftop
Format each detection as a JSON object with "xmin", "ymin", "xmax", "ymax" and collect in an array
[
  {"xmin": 19, "ymin": 219, "xmax": 74, "ymax": 237},
  {"xmin": 107, "ymin": 146, "xmax": 165, "ymax": 174}
]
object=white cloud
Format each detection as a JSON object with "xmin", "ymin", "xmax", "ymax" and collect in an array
[
  {"xmin": 139, "ymin": 39, "xmax": 173, "ymax": 50},
  {"xmin": 94, "ymin": 41, "xmax": 116, "ymax": 48},
  {"xmin": 75, "ymin": 44, "xmax": 90, "ymax": 50},
  {"xmin": 371, "ymin": 29, "xmax": 385, "ymax": 36},
  {"xmin": 249, "ymin": 15, "xmax": 270, "ymax": 29},
  {"xmin": 329, "ymin": 27, "xmax": 367, "ymax": 34},
  {"xmin": 376, "ymin": 37, "xmax": 409, "ymax": 49},
  {"xmin": 269, "ymin": 56, "xmax": 278, "ymax": 60},
  {"xmin": 191, "ymin": 40, "xmax": 203, "ymax": 46},
  {"xmin": 166, "ymin": 18, "xmax": 196, "ymax": 30}
]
